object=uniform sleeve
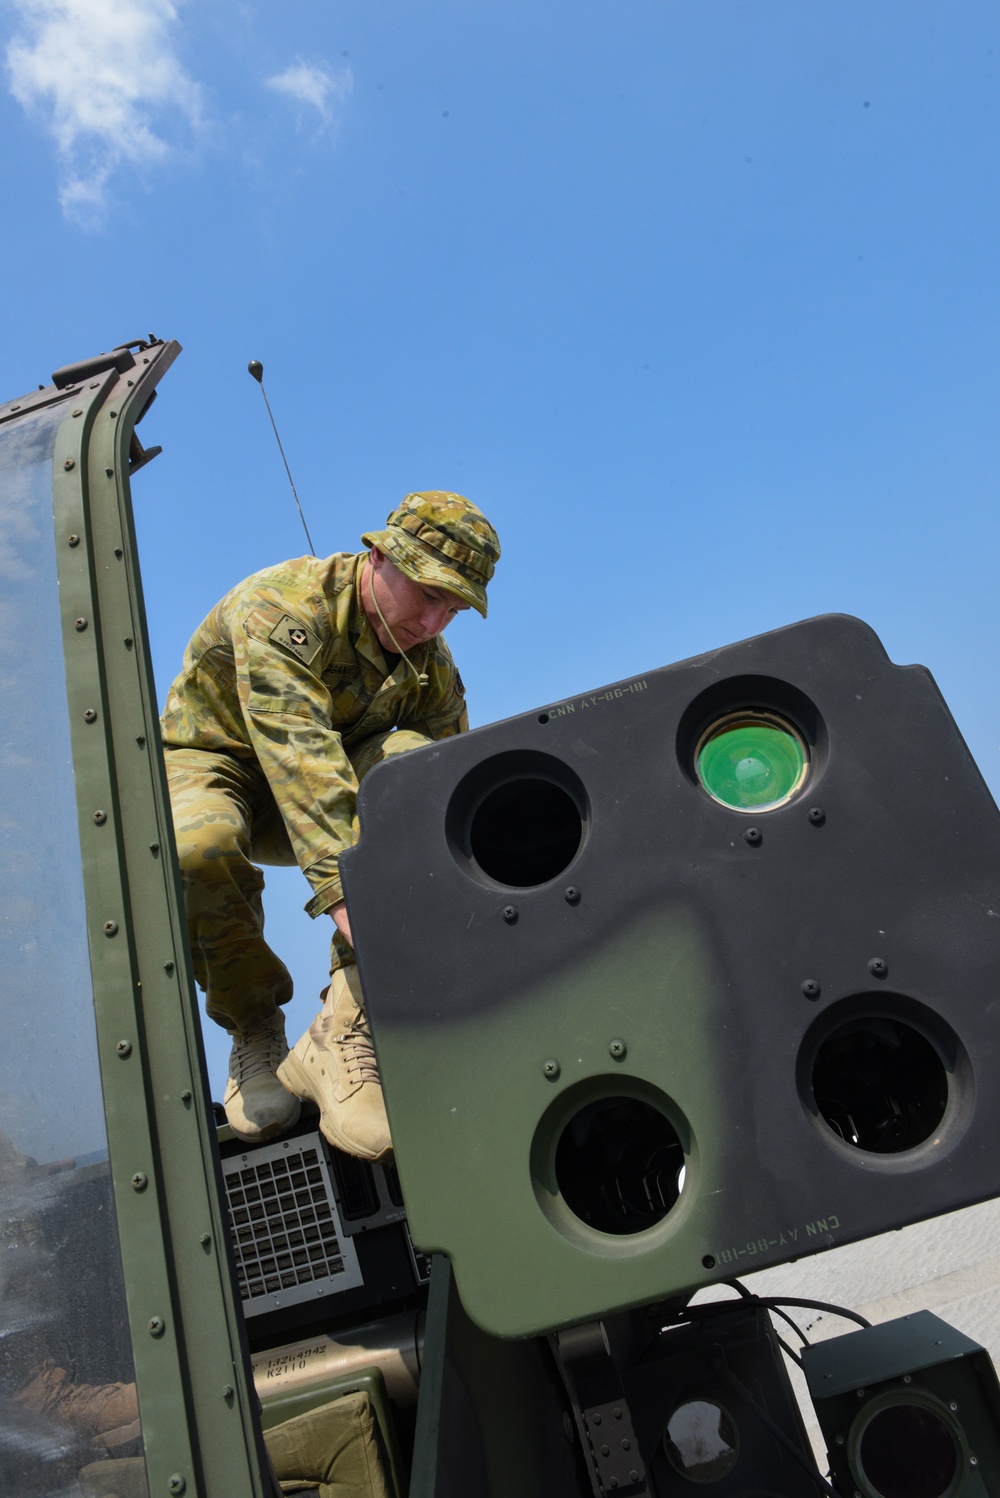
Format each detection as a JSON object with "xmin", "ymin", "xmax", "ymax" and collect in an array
[
  {"xmin": 236, "ymin": 601, "xmax": 359, "ymax": 914},
  {"xmin": 401, "ymin": 640, "xmax": 470, "ymax": 739}
]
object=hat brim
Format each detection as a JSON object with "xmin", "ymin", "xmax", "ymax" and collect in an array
[{"xmin": 362, "ymin": 528, "xmax": 488, "ymax": 617}]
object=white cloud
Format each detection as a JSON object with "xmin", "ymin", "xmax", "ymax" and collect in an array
[
  {"xmin": 265, "ymin": 58, "xmax": 352, "ymax": 129},
  {"xmin": 4, "ymin": 0, "xmax": 202, "ymax": 227}
]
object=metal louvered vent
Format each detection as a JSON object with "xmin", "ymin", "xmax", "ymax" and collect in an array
[{"xmin": 221, "ymin": 1132, "xmax": 364, "ymax": 1314}]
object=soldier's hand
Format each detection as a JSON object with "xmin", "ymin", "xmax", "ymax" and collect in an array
[{"xmin": 329, "ymin": 900, "xmax": 353, "ymax": 947}]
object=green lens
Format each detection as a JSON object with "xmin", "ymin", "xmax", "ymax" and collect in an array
[{"xmin": 697, "ymin": 715, "xmax": 806, "ymax": 811}]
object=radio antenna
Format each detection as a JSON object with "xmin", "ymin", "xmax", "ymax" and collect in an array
[{"xmin": 248, "ymin": 359, "xmax": 318, "ymax": 557}]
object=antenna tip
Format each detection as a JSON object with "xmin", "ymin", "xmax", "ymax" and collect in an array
[{"xmin": 247, "ymin": 360, "xmax": 264, "ymax": 383}]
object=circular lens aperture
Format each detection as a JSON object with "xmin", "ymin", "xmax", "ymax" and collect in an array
[{"xmin": 696, "ymin": 712, "xmax": 807, "ymax": 812}]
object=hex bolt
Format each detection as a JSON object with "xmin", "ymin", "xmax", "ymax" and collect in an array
[
  {"xmin": 744, "ymin": 827, "xmax": 762, "ymax": 846},
  {"xmin": 543, "ymin": 1059, "xmax": 561, "ymax": 1080},
  {"xmin": 68, "ymin": 534, "xmax": 80, "ymax": 546},
  {"xmin": 221, "ymin": 1385, "xmax": 234, "ymax": 1400},
  {"xmin": 131, "ymin": 1172, "xmax": 148, "ymax": 1191},
  {"xmin": 63, "ymin": 458, "xmax": 75, "ymax": 470},
  {"xmin": 74, "ymin": 617, "xmax": 88, "ymax": 631},
  {"xmin": 116, "ymin": 1040, "xmax": 132, "ymax": 1058},
  {"xmin": 84, "ymin": 708, "xmax": 97, "ymax": 722},
  {"xmin": 502, "ymin": 905, "xmax": 518, "ymax": 924},
  {"xmin": 868, "ymin": 958, "xmax": 888, "ymax": 979},
  {"xmin": 609, "ymin": 1039, "xmax": 628, "ymax": 1061},
  {"xmin": 93, "ymin": 810, "xmax": 107, "ymax": 824},
  {"xmin": 801, "ymin": 979, "xmax": 821, "ymax": 1000},
  {"xmin": 564, "ymin": 886, "xmax": 581, "ymax": 905},
  {"xmin": 103, "ymin": 920, "xmax": 118, "ymax": 936},
  {"xmin": 807, "ymin": 806, "xmax": 826, "ymax": 825},
  {"xmin": 168, "ymin": 1476, "xmax": 186, "ymax": 1495},
  {"xmin": 148, "ymin": 1316, "xmax": 165, "ymax": 1338}
]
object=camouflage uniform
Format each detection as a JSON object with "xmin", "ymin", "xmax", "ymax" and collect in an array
[{"xmin": 161, "ymin": 547, "xmax": 468, "ymax": 1031}]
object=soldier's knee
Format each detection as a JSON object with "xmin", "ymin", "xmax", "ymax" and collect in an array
[{"xmin": 173, "ymin": 811, "xmax": 249, "ymax": 879}]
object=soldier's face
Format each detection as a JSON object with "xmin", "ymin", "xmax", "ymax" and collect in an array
[{"xmin": 365, "ymin": 550, "xmax": 468, "ymax": 651}]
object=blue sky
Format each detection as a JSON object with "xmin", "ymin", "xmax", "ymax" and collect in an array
[{"xmin": 2, "ymin": 1, "xmax": 998, "ymax": 1096}]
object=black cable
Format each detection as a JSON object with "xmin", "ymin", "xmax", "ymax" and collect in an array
[
  {"xmin": 776, "ymin": 1333, "xmax": 804, "ymax": 1368},
  {"xmin": 768, "ymin": 1303, "xmax": 810, "ymax": 1348},
  {"xmin": 720, "ymin": 1281, "xmax": 872, "ymax": 1331}
]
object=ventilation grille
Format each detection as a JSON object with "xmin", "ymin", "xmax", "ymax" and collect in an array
[{"xmin": 221, "ymin": 1133, "xmax": 364, "ymax": 1314}]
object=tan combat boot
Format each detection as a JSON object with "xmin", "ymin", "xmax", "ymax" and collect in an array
[
  {"xmin": 224, "ymin": 1009, "xmax": 301, "ymax": 1143},
  {"xmin": 277, "ymin": 967, "xmax": 392, "ymax": 1162}
]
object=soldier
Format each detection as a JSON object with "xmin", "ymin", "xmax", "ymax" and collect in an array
[{"xmin": 161, "ymin": 492, "xmax": 500, "ymax": 1160}]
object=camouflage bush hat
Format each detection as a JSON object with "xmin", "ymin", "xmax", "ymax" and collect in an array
[{"xmin": 362, "ymin": 492, "xmax": 500, "ymax": 618}]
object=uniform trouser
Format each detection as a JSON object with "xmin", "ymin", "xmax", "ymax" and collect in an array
[{"xmin": 164, "ymin": 730, "xmax": 433, "ymax": 1032}]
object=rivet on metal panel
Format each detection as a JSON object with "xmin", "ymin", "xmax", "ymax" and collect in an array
[
  {"xmin": 114, "ymin": 547, "xmax": 123, "ymax": 558},
  {"xmin": 149, "ymin": 842, "xmax": 160, "ymax": 854},
  {"xmin": 124, "ymin": 636, "xmax": 133, "ymax": 648},
  {"xmin": 136, "ymin": 735, "xmax": 146, "ymax": 747},
  {"xmin": 868, "ymin": 958, "xmax": 888, "ymax": 979},
  {"xmin": 68, "ymin": 534, "xmax": 80, "ymax": 546},
  {"xmin": 103, "ymin": 920, "xmax": 118, "ymax": 936},
  {"xmin": 543, "ymin": 1059, "xmax": 561, "ymax": 1080},
  {"xmin": 608, "ymin": 1039, "xmax": 627, "ymax": 1061},
  {"xmin": 148, "ymin": 1317, "xmax": 165, "ymax": 1337},
  {"xmin": 502, "ymin": 905, "xmax": 518, "ymax": 924},
  {"xmin": 84, "ymin": 708, "xmax": 97, "ymax": 722},
  {"xmin": 744, "ymin": 827, "xmax": 762, "ymax": 846},
  {"xmin": 164, "ymin": 960, "xmax": 175, "ymax": 974},
  {"xmin": 63, "ymin": 458, "xmax": 75, "ymax": 470},
  {"xmin": 93, "ymin": 810, "xmax": 107, "ymax": 824},
  {"xmin": 72, "ymin": 408, "xmax": 82, "ymax": 417},
  {"xmin": 74, "ymin": 617, "xmax": 87, "ymax": 631},
  {"xmin": 801, "ymin": 980, "xmax": 821, "ymax": 1000},
  {"xmin": 131, "ymin": 1172, "xmax": 148, "ymax": 1191},
  {"xmin": 105, "ymin": 467, "xmax": 114, "ymax": 477}
]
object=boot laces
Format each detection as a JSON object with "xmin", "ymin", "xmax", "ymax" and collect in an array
[
  {"xmin": 229, "ymin": 1016, "xmax": 285, "ymax": 1085},
  {"xmin": 336, "ymin": 1010, "xmax": 381, "ymax": 1086}
]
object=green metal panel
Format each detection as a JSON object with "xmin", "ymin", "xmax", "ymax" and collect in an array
[{"xmin": 2, "ymin": 342, "xmax": 275, "ymax": 1496}]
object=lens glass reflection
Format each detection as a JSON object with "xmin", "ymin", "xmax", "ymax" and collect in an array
[
  {"xmin": 697, "ymin": 714, "xmax": 806, "ymax": 811},
  {"xmin": 665, "ymin": 1400, "xmax": 739, "ymax": 1482}
]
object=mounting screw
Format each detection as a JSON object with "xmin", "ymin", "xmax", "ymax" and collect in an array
[
  {"xmin": 199, "ymin": 1233, "xmax": 211, "ymax": 1247},
  {"xmin": 542, "ymin": 1059, "xmax": 561, "ymax": 1080},
  {"xmin": 116, "ymin": 1040, "xmax": 132, "ymax": 1058},
  {"xmin": 84, "ymin": 707, "xmax": 97, "ymax": 722},
  {"xmin": 63, "ymin": 457, "xmax": 75, "ymax": 470},
  {"xmin": 93, "ymin": 810, "xmax": 107, "ymax": 824},
  {"xmin": 74, "ymin": 616, "xmax": 88, "ymax": 631},
  {"xmin": 164, "ymin": 960, "xmax": 174, "ymax": 973},
  {"xmin": 868, "ymin": 958, "xmax": 888, "ymax": 979},
  {"xmin": 103, "ymin": 920, "xmax": 118, "ymax": 936},
  {"xmin": 744, "ymin": 827, "xmax": 762, "ymax": 846},
  {"xmin": 221, "ymin": 1385, "xmax": 234, "ymax": 1400},
  {"xmin": 72, "ymin": 408, "xmax": 82, "ymax": 417},
  {"xmin": 609, "ymin": 1038, "xmax": 628, "ymax": 1061},
  {"xmin": 149, "ymin": 842, "xmax": 160, "ymax": 854},
  {"xmin": 105, "ymin": 466, "xmax": 114, "ymax": 477},
  {"xmin": 502, "ymin": 905, "xmax": 518, "ymax": 924},
  {"xmin": 564, "ymin": 886, "xmax": 581, "ymax": 905},
  {"xmin": 131, "ymin": 1172, "xmax": 148, "ymax": 1191},
  {"xmin": 856, "ymin": 1388, "xmax": 866, "ymax": 1399},
  {"xmin": 835, "ymin": 1434, "xmax": 845, "ymax": 1446},
  {"xmin": 903, "ymin": 1375, "xmax": 912, "ymax": 1384},
  {"xmin": 136, "ymin": 735, "xmax": 146, "ymax": 747},
  {"xmin": 807, "ymin": 806, "xmax": 826, "ymax": 825},
  {"xmin": 148, "ymin": 1316, "xmax": 165, "ymax": 1338},
  {"xmin": 168, "ymin": 1476, "xmax": 186, "ymax": 1495},
  {"xmin": 68, "ymin": 534, "xmax": 80, "ymax": 546},
  {"xmin": 180, "ymin": 1089, "xmax": 192, "ymax": 1103},
  {"xmin": 124, "ymin": 636, "xmax": 133, "ymax": 648},
  {"xmin": 801, "ymin": 979, "xmax": 821, "ymax": 1000},
  {"xmin": 114, "ymin": 546, "xmax": 123, "ymax": 558}
]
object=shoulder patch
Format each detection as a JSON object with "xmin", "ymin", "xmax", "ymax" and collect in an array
[{"xmin": 267, "ymin": 614, "xmax": 323, "ymax": 667}]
